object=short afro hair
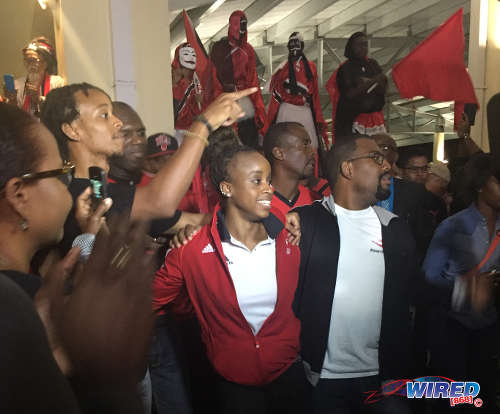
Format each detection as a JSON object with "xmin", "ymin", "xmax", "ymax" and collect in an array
[
  {"xmin": 263, "ymin": 122, "xmax": 305, "ymax": 164},
  {"xmin": 326, "ymin": 134, "xmax": 371, "ymax": 187},
  {"xmin": 460, "ymin": 153, "xmax": 500, "ymax": 204}
]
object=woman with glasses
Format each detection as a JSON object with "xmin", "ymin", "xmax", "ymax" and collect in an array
[
  {"xmin": 0, "ymin": 103, "xmax": 74, "ymax": 293},
  {"xmin": 2, "ymin": 37, "xmax": 65, "ymax": 116}
]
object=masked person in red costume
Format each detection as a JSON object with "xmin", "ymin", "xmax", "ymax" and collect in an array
[
  {"xmin": 268, "ymin": 32, "xmax": 328, "ymax": 152},
  {"xmin": 172, "ymin": 42, "xmax": 222, "ymax": 143},
  {"xmin": 210, "ymin": 10, "xmax": 267, "ymax": 148}
]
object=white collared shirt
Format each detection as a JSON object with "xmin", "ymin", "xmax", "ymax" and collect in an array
[{"xmin": 221, "ymin": 235, "xmax": 277, "ymax": 335}]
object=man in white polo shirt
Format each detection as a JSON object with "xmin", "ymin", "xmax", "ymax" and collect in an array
[{"xmin": 293, "ymin": 134, "xmax": 416, "ymax": 413}]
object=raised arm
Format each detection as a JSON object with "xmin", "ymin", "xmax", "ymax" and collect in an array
[{"xmin": 131, "ymin": 88, "xmax": 257, "ymax": 220}]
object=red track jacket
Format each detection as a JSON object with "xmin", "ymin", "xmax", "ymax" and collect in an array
[{"xmin": 153, "ymin": 208, "xmax": 301, "ymax": 385}]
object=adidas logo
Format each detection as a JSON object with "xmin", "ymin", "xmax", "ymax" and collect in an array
[{"xmin": 202, "ymin": 243, "xmax": 215, "ymax": 254}]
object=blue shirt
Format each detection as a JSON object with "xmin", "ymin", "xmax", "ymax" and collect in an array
[
  {"xmin": 376, "ymin": 177, "xmax": 394, "ymax": 213},
  {"xmin": 423, "ymin": 203, "xmax": 499, "ymax": 326}
]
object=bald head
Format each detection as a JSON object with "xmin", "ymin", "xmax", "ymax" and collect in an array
[
  {"xmin": 112, "ymin": 102, "xmax": 143, "ymax": 127},
  {"xmin": 263, "ymin": 122, "xmax": 315, "ymax": 180},
  {"xmin": 109, "ymin": 101, "xmax": 147, "ymax": 175}
]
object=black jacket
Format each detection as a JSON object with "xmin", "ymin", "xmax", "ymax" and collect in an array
[
  {"xmin": 293, "ymin": 199, "xmax": 416, "ymax": 385},
  {"xmin": 393, "ymin": 178, "xmax": 437, "ymax": 264}
]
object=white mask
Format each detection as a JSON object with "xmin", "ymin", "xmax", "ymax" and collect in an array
[{"xmin": 179, "ymin": 46, "xmax": 196, "ymax": 70}]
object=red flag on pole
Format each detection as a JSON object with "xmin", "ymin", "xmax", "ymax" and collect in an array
[
  {"xmin": 182, "ymin": 10, "xmax": 222, "ymax": 108},
  {"xmin": 391, "ymin": 8, "xmax": 478, "ymax": 127}
]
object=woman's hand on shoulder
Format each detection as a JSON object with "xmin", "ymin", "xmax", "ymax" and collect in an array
[
  {"xmin": 285, "ymin": 212, "xmax": 301, "ymax": 246},
  {"xmin": 169, "ymin": 224, "xmax": 202, "ymax": 248}
]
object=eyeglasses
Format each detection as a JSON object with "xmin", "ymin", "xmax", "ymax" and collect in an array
[
  {"xmin": 345, "ymin": 151, "xmax": 386, "ymax": 166},
  {"xmin": 404, "ymin": 165, "xmax": 429, "ymax": 174},
  {"xmin": 21, "ymin": 162, "xmax": 75, "ymax": 187}
]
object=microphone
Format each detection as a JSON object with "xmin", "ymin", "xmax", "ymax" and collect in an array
[{"xmin": 72, "ymin": 233, "xmax": 96, "ymax": 262}]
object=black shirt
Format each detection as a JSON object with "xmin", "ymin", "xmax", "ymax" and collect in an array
[
  {"xmin": 60, "ymin": 178, "xmax": 181, "ymax": 255},
  {"xmin": 1, "ymin": 270, "xmax": 41, "ymax": 299},
  {"xmin": 0, "ymin": 273, "xmax": 80, "ymax": 413},
  {"xmin": 336, "ymin": 58, "xmax": 385, "ymax": 137},
  {"xmin": 59, "ymin": 178, "xmax": 135, "ymax": 255}
]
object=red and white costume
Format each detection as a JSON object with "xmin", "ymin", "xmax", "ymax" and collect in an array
[
  {"xmin": 172, "ymin": 43, "xmax": 222, "ymax": 133},
  {"xmin": 268, "ymin": 58, "xmax": 328, "ymax": 150}
]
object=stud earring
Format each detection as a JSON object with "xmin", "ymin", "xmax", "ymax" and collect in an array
[{"xmin": 20, "ymin": 219, "xmax": 29, "ymax": 231}]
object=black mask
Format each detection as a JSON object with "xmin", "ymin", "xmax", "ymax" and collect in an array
[
  {"xmin": 287, "ymin": 36, "xmax": 303, "ymax": 58},
  {"xmin": 240, "ymin": 19, "xmax": 247, "ymax": 40}
]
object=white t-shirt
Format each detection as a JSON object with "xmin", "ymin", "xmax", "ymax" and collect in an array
[
  {"xmin": 221, "ymin": 235, "xmax": 277, "ymax": 335},
  {"xmin": 321, "ymin": 202, "xmax": 385, "ymax": 379}
]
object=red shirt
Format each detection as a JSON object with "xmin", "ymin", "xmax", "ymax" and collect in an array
[
  {"xmin": 271, "ymin": 185, "xmax": 320, "ymax": 217},
  {"xmin": 310, "ymin": 178, "xmax": 331, "ymax": 198},
  {"xmin": 153, "ymin": 208, "xmax": 301, "ymax": 385}
]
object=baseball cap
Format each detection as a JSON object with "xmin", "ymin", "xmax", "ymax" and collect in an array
[
  {"xmin": 428, "ymin": 161, "xmax": 450, "ymax": 184},
  {"xmin": 147, "ymin": 133, "xmax": 178, "ymax": 158}
]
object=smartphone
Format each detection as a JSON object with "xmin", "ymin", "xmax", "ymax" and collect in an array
[
  {"xmin": 3, "ymin": 74, "xmax": 15, "ymax": 92},
  {"xmin": 88, "ymin": 166, "xmax": 108, "ymax": 210}
]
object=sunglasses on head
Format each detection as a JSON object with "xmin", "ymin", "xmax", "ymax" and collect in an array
[{"xmin": 20, "ymin": 161, "xmax": 75, "ymax": 187}]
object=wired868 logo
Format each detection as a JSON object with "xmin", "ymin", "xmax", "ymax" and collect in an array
[
  {"xmin": 407, "ymin": 377, "xmax": 482, "ymax": 407},
  {"xmin": 365, "ymin": 377, "xmax": 482, "ymax": 408}
]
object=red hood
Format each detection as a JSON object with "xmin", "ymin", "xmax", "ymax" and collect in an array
[{"xmin": 228, "ymin": 10, "xmax": 247, "ymax": 45}]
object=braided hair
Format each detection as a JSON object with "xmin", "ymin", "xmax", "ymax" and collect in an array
[
  {"xmin": 209, "ymin": 143, "xmax": 258, "ymax": 196},
  {"xmin": 40, "ymin": 83, "xmax": 109, "ymax": 160}
]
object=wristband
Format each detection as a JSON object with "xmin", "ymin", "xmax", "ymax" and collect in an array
[{"xmin": 194, "ymin": 114, "xmax": 213, "ymax": 135}]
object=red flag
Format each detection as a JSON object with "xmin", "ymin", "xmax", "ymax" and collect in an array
[
  {"xmin": 182, "ymin": 10, "xmax": 222, "ymax": 107},
  {"xmin": 391, "ymin": 8, "xmax": 478, "ymax": 128}
]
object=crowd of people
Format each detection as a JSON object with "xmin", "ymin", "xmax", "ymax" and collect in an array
[{"xmin": 0, "ymin": 16, "xmax": 499, "ymax": 414}]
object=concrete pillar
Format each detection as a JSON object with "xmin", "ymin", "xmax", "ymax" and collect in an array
[
  {"xmin": 52, "ymin": 0, "xmax": 174, "ymax": 134},
  {"xmin": 468, "ymin": 0, "xmax": 500, "ymax": 152},
  {"xmin": 433, "ymin": 132, "xmax": 445, "ymax": 162}
]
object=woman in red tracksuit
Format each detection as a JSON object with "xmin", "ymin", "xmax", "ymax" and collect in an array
[{"xmin": 153, "ymin": 144, "xmax": 307, "ymax": 413}]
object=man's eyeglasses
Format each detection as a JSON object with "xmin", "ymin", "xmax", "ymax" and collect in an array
[
  {"xmin": 404, "ymin": 165, "xmax": 429, "ymax": 174},
  {"xmin": 21, "ymin": 162, "xmax": 75, "ymax": 187},
  {"xmin": 345, "ymin": 151, "xmax": 386, "ymax": 166}
]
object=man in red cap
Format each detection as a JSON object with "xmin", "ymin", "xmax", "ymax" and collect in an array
[{"xmin": 210, "ymin": 10, "xmax": 267, "ymax": 148}]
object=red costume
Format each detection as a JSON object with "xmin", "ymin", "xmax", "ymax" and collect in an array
[
  {"xmin": 210, "ymin": 11, "xmax": 267, "ymax": 144},
  {"xmin": 172, "ymin": 43, "xmax": 222, "ymax": 131},
  {"xmin": 268, "ymin": 58, "xmax": 328, "ymax": 150}
]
